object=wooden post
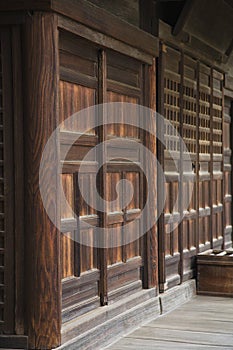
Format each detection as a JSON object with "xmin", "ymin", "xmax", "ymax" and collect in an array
[
  {"xmin": 157, "ymin": 42, "xmax": 166, "ymax": 292},
  {"xmin": 143, "ymin": 59, "xmax": 158, "ymax": 289},
  {"xmin": 178, "ymin": 50, "xmax": 184, "ymax": 283},
  {"xmin": 196, "ymin": 61, "xmax": 200, "ymax": 254},
  {"xmin": 97, "ymin": 49, "xmax": 108, "ymax": 305},
  {"xmin": 23, "ymin": 12, "xmax": 61, "ymax": 349}
]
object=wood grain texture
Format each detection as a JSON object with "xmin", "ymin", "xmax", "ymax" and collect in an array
[
  {"xmin": 107, "ymin": 295, "xmax": 233, "ymax": 350},
  {"xmin": 0, "ymin": 26, "xmax": 15, "ymax": 334},
  {"xmin": 12, "ymin": 25, "xmax": 25, "ymax": 335},
  {"xmin": 23, "ymin": 12, "xmax": 61, "ymax": 348},
  {"xmin": 53, "ymin": 0, "xmax": 159, "ymax": 57}
]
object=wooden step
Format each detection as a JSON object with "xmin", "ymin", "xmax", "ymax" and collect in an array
[
  {"xmin": 59, "ymin": 290, "xmax": 160, "ymax": 350},
  {"xmin": 61, "ymin": 285, "xmax": 158, "ymax": 345}
]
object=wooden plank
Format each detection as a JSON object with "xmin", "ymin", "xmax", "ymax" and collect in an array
[
  {"xmin": 157, "ymin": 42, "xmax": 166, "ymax": 292},
  {"xmin": 53, "ymin": 0, "xmax": 159, "ymax": 57},
  {"xmin": 209, "ymin": 68, "xmax": 214, "ymax": 248},
  {"xmin": 173, "ymin": 0, "xmax": 195, "ymax": 36},
  {"xmin": 142, "ymin": 60, "xmax": 157, "ymax": 289},
  {"xmin": 97, "ymin": 50, "xmax": 108, "ymax": 305},
  {"xmin": 12, "ymin": 25, "xmax": 25, "ymax": 335},
  {"xmin": 1, "ymin": 26, "xmax": 15, "ymax": 334},
  {"xmin": 58, "ymin": 16, "xmax": 153, "ymax": 65},
  {"xmin": 0, "ymin": 0, "xmax": 52, "ymax": 11},
  {"xmin": 196, "ymin": 61, "xmax": 200, "ymax": 253},
  {"xmin": 23, "ymin": 13, "xmax": 61, "ymax": 348},
  {"xmin": 0, "ymin": 12, "xmax": 26, "ymax": 24},
  {"xmin": 139, "ymin": 0, "xmax": 158, "ymax": 36},
  {"xmin": 178, "ymin": 51, "xmax": 184, "ymax": 283},
  {"xmin": 0, "ymin": 335, "xmax": 28, "ymax": 349}
]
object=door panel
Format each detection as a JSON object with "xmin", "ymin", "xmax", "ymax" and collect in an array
[
  {"xmin": 106, "ymin": 50, "xmax": 144, "ymax": 302},
  {"xmin": 59, "ymin": 32, "xmax": 157, "ymax": 321},
  {"xmin": 59, "ymin": 32, "xmax": 99, "ymax": 322}
]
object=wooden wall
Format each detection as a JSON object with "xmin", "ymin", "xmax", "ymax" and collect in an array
[
  {"xmin": 158, "ymin": 42, "xmax": 231, "ymax": 291},
  {"xmin": 88, "ymin": 0, "xmax": 140, "ymax": 27}
]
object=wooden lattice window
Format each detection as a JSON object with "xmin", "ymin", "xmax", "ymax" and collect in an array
[
  {"xmin": 183, "ymin": 55, "xmax": 197, "ymax": 154},
  {"xmin": 212, "ymin": 71, "xmax": 223, "ymax": 155},
  {"xmin": 164, "ymin": 47, "xmax": 181, "ymax": 154},
  {"xmin": 199, "ymin": 64, "xmax": 211, "ymax": 155}
]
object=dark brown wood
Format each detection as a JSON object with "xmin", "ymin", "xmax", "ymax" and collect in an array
[
  {"xmin": 58, "ymin": 16, "xmax": 153, "ymax": 65},
  {"xmin": 178, "ymin": 51, "xmax": 184, "ymax": 283},
  {"xmin": 0, "ymin": 26, "xmax": 15, "ymax": 334},
  {"xmin": 98, "ymin": 49, "xmax": 108, "ymax": 305},
  {"xmin": 12, "ymin": 25, "xmax": 25, "ymax": 335},
  {"xmin": 0, "ymin": 335, "xmax": 28, "ymax": 349},
  {"xmin": 0, "ymin": 0, "xmax": 51, "ymax": 11},
  {"xmin": 73, "ymin": 173, "xmax": 81, "ymax": 277},
  {"xmin": 195, "ymin": 61, "xmax": 200, "ymax": 254},
  {"xmin": 0, "ymin": 12, "xmax": 26, "ymax": 25},
  {"xmin": 139, "ymin": 0, "xmax": 158, "ymax": 36},
  {"xmin": 89, "ymin": 0, "xmax": 140, "ymax": 27},
  {"xmin": 209, "ymin": 68, "xmax": 214, "ymax": 248},
  {"xmin": 143, "ymin": 60, "xmax": 158, "ymax": 289},
  {"xmin": 197, "ymin": 249, "xmax": 233, "ymax": 296},
  {"xmin": 53, "ymin": 0, "xmax": 159, "ymax": 57},
  {"xmin": 23, "ymin": 12, "xmax": 61, "ymax": 348},
  {"xmin": 173, "ymin": 0, "xmax": 196, "ymax": 36}
]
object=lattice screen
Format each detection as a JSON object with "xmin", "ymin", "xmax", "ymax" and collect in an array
[
  {"xmin": 212, "ymin": 79, "xmax": 223, "ymax": 155},
  {"xmin": 199, "ymin": 65, "xmax": 211, "ymax": 155},
  {"xmin": 163, "ymin": 46, "xmax": 181, "ymax": 154}
]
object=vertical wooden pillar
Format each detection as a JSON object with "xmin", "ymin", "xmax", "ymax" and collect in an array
[
  {"xmin": 97, "ymin": 50, "xmax": 108, "ymax": 305},
  {"xmin": 209, "ymin": 68, "xmax": 214, "ymax": 248},
  {"xmin": 157, "ymin": 42, "xmax": 166, "ymax": 292},
  {"xmin": 195, "ymin": 61, "xmax": 200, "ymax": 254},
  {"xmin": 143, "ymin": 59, "xmax": 158, "ymax": 289},
  {"xmin": 23, "ymin": 12, "xmax": 61, "ymax": 349},
  {"xmin": 178, "ymin": 51, "xmax": 184, "ymax": 283}
]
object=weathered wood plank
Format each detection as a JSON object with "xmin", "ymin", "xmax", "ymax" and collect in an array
[{"xmin": 23, "ymin": 12, "xmax": 61, "ymax": 348}]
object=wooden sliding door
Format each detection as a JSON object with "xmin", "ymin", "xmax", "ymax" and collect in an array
[
  {"xmin": 158, "ymin": 42, "xmax": 226, "ymax": 291},
  {"xmin": 59, "ymin": 30, "xmax": 157, "ymax": 323}
]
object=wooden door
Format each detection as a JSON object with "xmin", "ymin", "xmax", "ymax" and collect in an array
[
  {"xmin": 105, "ymin": 50, "xmax": 146, "ymax": 303},
  {"xmin": 59, "ymin": 31, "xmax": 157, "ymax": 323},
  {"xmin": 59, "ymin": 32, "xmax": 100, "ymax": 322}
]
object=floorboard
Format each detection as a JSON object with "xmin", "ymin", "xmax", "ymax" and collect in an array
[{"xmin": 105, "ymin": 296, "xmax": 233, "ymax": 349}]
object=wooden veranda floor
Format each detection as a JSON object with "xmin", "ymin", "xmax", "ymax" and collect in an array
[{"xmin": 105, "ymin": 296, "xmax": 233, "ymax": 350}]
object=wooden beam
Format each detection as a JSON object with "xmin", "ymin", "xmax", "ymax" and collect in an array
[
  {"xmin": 209, "ymin": 68, "xmax": 214, "ymax": 248},
  {"xmin": 143, "ymin": 59, "xmax": 158, "ymax": 289},
  {"xmin": 196, "ymin": 60, "xmax": 200, "ymax": 254},
  {"xmin": 12, "ymin": 25, "xmax": 25, "ymax": 335},
  {"xmin": 157, "ymin": 42, "xmax": 166, "ymax": 292},
  {"xmin": 139, "ymin": 0, "xmax": 158, "ymax": 36},
  {"xmin": 1, "ymin": 26, "xmax": 15, "ymax": 335},
  {"xmin": 52, "ymin": 0, "xmax": 159, "ymax": 57},
  {"xmin": 97, "ymin": 50, "xmax": 108, "ymax": 305},
  {"xmin": 23, "ymin": 12, "xmax": 61, "ymax": 349},
  {"xmin": 178, "ymin": 50, "xmax": 184, "ymax": 283},
  {"xmin": 0, "ymin": 0, "xmax": 52, "ymax": 11},
  {"xmin": 58, "ymin": 16, "xmax": 153, "ymax": 65},
  {"xmin": 173, "ymin": 0, "xmax": 196, "ymax": 36}
]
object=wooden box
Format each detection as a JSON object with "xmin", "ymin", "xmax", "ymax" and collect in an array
[{"xmin": 197, "ymin": 249, "xmax": 233, "ymax": 297}]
